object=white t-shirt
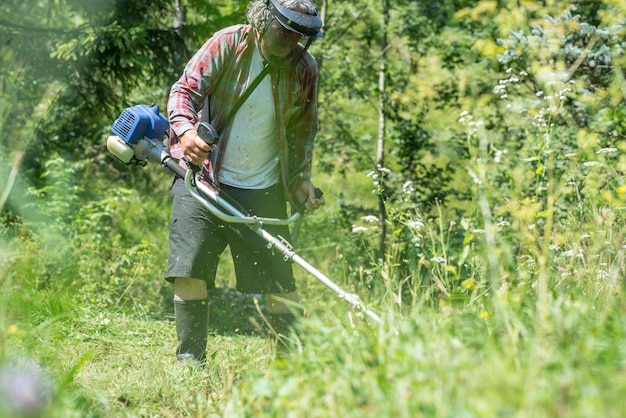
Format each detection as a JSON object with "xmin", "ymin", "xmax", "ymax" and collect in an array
[{"xmin": 218, "ymin": 47, "xmax": 279, "ymax": 189}]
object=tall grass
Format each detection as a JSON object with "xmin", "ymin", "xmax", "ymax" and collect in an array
[{"xmin": 3, "ymin": 191, "xmax": 626, "ymax": 418}]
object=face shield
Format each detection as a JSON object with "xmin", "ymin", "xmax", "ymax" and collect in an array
[{"xmin": 267, "ymin": 0, "xmax": 323, "ymax": 42}]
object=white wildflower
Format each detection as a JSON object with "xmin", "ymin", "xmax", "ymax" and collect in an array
[
  {"xmin": 402, "ymin": 181, "xmax": 415, "ymax": 194},
  {"xmin": 493, "ymin": 85, "xmax": 506, "ymax": 93},
  {"xmin": 596, "ymin": 270, "xmax": 610, "ymax": 280},
  {"xmin": 408, "ymin": 220, "xmax": 425, "ymax": 230},
  {"xmin": 583, "ymin": 161, "xmax": 602, "ymax": 167},
  {"xmin": 494, "ymin": 149, "xmax": 507, "ymax": 163}
]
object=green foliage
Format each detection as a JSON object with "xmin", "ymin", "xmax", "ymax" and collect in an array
[
  {"xmin": 2, "ymin": 156, "xmax": 172, "ymax": 319},
  {"xmin": 314, "ymin": 0, "xmax": 626, "ymax": 298},
  {"xmin": 0, "ymin": 0, "xmax": 249, "ymax": 188}
]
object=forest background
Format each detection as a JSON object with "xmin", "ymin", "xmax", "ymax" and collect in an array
[{"xmin": 2, "ymin": 0, "xmax": 626, "ymax": 417}]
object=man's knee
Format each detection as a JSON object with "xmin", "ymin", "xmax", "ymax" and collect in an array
[{"xmin": 174, "ymin": 277, "xmax": 208, "ymax": 301}]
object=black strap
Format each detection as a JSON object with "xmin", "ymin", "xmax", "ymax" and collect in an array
[{"xmin": 201, "ymin": 63, "xmax": 271, "ymax": 133}]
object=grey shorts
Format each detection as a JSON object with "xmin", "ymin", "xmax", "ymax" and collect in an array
[{"xmin": 165, "ymin": 178, "xmax": 296, "ymax": 294}]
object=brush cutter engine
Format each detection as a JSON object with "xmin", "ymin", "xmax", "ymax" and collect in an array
[
  {"xmin": 113, "ymin": 104, "xmax": 169, "ymax": 145},
  {"xmin": 106, "ymin": 104, "xmax": 169, "ymax": 166}
]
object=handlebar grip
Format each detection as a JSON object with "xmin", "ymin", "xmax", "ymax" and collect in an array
[
  {"xmin": 296, "ymin": 187, "xmax": 324, "ymax": 214},
  {"xmin": 187, "ymin": 123, "xmax": 220, "ymax": 173},
  {"xmin": 198, "ymin": 122, "xmax": 219, "ymax": 146}
]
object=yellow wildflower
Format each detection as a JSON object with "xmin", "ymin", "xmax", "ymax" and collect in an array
[{"xmin": 461, "ymin": 278, "xmax": 476, "ymax": 290}]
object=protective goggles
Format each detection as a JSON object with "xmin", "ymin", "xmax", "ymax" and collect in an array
[{"xmin": 267, "ymin": 0, "xmax": 323, "ymax": 39}]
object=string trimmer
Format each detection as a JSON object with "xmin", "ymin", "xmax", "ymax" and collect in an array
[{"xmin": 106, "ymin": 104, "xmax": 382, "ymax": 326}]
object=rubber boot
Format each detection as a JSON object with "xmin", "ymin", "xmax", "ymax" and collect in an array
[
  {"xmin": 268, "ymin": 312, "xmax": 297, "ymax": 334},
  {"xmin": 267, "ymin": 311, "xmax": 300, "ymax": 354},
  {"xmin": 174, "ymin": 299, "xmax": 209, "ymax": 364}
]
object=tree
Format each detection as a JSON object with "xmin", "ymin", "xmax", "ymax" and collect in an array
[
  {"xmin": 376, "ymin": 0, "xmax": 390, "ymax": 260},
  {"xmin": 0, "ymin": 0, "xmax": 248, "ymax": 216}
]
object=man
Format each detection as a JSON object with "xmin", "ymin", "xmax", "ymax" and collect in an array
[{"xmin": 166, "ymin": 0, "xmax": 325, "ymax": 363}]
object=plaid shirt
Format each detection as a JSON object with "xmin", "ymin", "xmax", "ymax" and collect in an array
[{"xmin": 167, "ymin": 24, "xmax": 319, "ymax": 203}]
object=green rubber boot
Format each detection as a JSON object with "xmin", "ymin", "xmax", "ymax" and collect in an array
[
  {"xmin": 267, "ymin": 311, "xmax": 300, "ymax": 354},
  {"xmin": 174, "ymin": 299, "xmax": 209, "ymax": 364},
  {"xmin": 268, "ymin": 312, "xmax": 298, "ymax": 335}
]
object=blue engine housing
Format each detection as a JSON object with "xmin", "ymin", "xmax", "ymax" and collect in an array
[{"xmin": 111, "ymin": 104, "xmax": 169, "ymax": 144}]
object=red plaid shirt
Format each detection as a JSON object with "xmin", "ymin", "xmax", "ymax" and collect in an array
[{"xmin": 167, "ymin": 24, "xmax": 319, "ymax": 202}]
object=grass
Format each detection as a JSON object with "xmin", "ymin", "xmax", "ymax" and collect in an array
[
  {"xmin": 2, "ymin": 258, "xmax": 626, "ymax": 417},
  {"xmin": 3, "ymin": 299, "xmax": 273, "ymax": 417},
  {"xmin": 3, "ymin": 177, "xmax": 626, "ymax": 418}
]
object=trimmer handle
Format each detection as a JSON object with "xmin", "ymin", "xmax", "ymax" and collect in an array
[
  {"xmin": 187, "ymin": 122, "xmax": 219, "ymax": 173},
  {"xmin": 296, "ymin": 187, "xmax": 324, "ymax": 214},
  {"xmin": 197, "ymin": 122, "xmax": 219, "ymax": 145}
]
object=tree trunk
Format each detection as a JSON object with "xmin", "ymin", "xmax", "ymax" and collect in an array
[
  {"xmin": 171, "ymin": 0, "xmax": 187, "ymax": 79},
  {"xmin": 376, "ymin": 0, "xmax": 389, "ymax": 261}
]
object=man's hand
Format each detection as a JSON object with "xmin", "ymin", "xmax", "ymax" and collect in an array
[
  {"xmin": 295, "ymin": 179, "xmax": 325, "ymax": 214},
  {"xmin": 180, "ymin": 129, "xmax": 217, "ymax": 166}
]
